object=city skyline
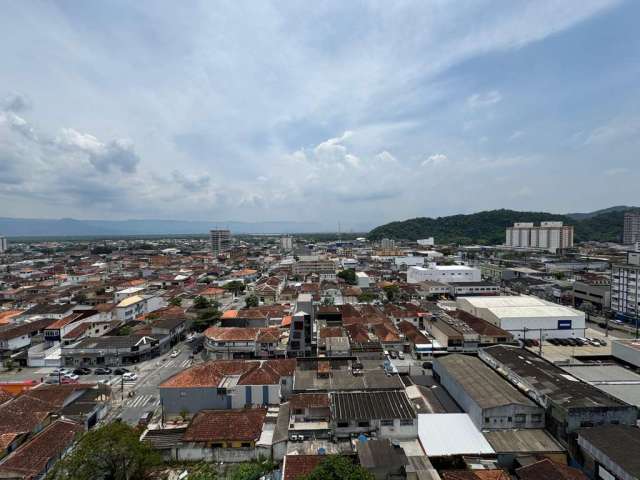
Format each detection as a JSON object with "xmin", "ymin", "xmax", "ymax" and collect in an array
[{"xmin": 1, "ymin": 1, "xmax": 639, "ymax": 225}]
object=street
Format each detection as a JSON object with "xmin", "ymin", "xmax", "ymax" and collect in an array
[{"xmin": 0, "ymin": 339, "xmax": 202, "ymax": 426}]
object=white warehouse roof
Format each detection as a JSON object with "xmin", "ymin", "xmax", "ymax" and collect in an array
[
  {"xmin": 418, "ymin": 414, "xmax": 494, "ymax": 457},
  {"xmin": 458, "ymin": 295, "xmax": 583, "ymax": 319}
]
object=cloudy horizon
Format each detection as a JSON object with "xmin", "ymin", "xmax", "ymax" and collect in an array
[{"xmin": 1, "ymin": 1, "xmax": 639, "ymax": 229}]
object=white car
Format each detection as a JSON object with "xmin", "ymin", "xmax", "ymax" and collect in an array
[
  {"xmin": 63, "ymin": 373, "xmax": 80, "ymax": 381},
  {"xmin": 122, "ymin": 372, "xmax": 138, "ymax": 382},
  {"xmin": 51, "ymin": 368, "xmax": 71, "ymax": 376},
  {"xmin": 170, "ymin": 350, "xmax": 180, "ymax": 358}
]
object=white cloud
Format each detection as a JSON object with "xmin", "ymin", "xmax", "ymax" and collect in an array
[
  {"xmin": 584, "ymin": 117, "xmax": 640, "ymax": 145},
  {"xmin": 604, "ymin": 167, "xmax": 630, "ymax": 176},
  {"xmin": 467, "ymin": 90, "xmax": 502, "ymax": 109},
  {"xmin": 421, "ymin": 153, "xmax": 448, "ymax": 167}
]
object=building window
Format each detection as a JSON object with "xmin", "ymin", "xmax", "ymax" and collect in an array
[
  {"xmin": 358, "ymin": 421, "xmax": 370, "ymax": 428},
  {"xmin": 400, "ymin": 419, "xmax": 414, "ymax": 426},
  {"xmin": 211, "ymin": 443, "xmax": 223, "ymax": 448},
  {"xmin": 337, "ymin": 422, "xmax": 349, "ymax": 428},
  {"xmin": 381, "ymin": 420, "xmax": 394, "ymax": 426},
  {"xmin": 241, "ymin": 442, "xmax": 251, "ymax": 448}
]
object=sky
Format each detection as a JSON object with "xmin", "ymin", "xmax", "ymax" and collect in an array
[{"xmin": 0, "ymin": 0, "xmax": 639, "ymax": 231}]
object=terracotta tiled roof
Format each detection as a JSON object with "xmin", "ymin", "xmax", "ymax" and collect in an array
[
  {"xmin": 161, "ymin": 359, "xmax": 296, "ymax": 388},
  {"xmin": 443, "ymin": 470, "xmax": 510, "ymax": 480},
  {"xmin": 319, "ymin": 327, "xmax": 345, "ymax": 339},
  {"xmin": 283, "ymin": 455, "xmax": 323, "ymax": 480},
  {"xmin": 183, "ymin": 408, "xmax": 266, "ymax": 442},
  {"xmin": 0, "ymin": 419, "xmax": 82, "ymax": 479},
  {"xmin": 515, "ymin": 459, "xmax": 588, "ymax": 480},
  {"xmin": 204, "ymin": 326, "xmax": 281, "ymax": 343},
  {"xmin": 289, "ymin": 394, "xmax": 329, "ymax": 410}
]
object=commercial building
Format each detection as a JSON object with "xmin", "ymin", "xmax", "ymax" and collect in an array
[
  {"xmin": 407, "ymin": 265, "xmax": 481, "ymax": 284},
  {"xmin": 577, "ymin": 425, "xmax": 640, "ymax": 480},
  {"xmin": 418, "ymin": 413, "xmax": 495, "ymax": 458},
  {"xmin": 159, "ymin": 359, "xmax": 296, "ymax": 415},
  {"xmin": 611, "ymin": 251, "xmax": 640, "ymax": 322},
  {"xmin": 505, "ymin": 221, "xmax": 574, "ymax": 253},
  {"xmin": 434, "ymin": 354, "xmax": 544, "ymax": 431},
  {"xmin": 624, "ymin": 212, "xmax": 640, "ymax": 245},
  {"xmin": 356, "ymin": 271, "xmax": 371, "ymax": 288},
  {"xmin": 612, "ymin": 339, "xmax": 640, "ymax": 369},
  {"xmin": 330, "ymin": 390, "xmax": 418, "ymax": 439},
  {"xmin": 573, "ymin": 279, "xmax": 611, "ymax": 312},
  {"xmin": 479, "ymin": 345, "xmax": 637, "ymax": 449},
  {"xmin": 209, "ymin": 229, "xmax": 231, "ymax": 255},
  {"xmin": 417, "ymin": 238, "xmax": 435, "ymax": 246},
  {"xmin": 457, "ymin": 295, "xmax": 585, "ymax": 340},
  {"xmin": 0, "ymin": 236, "xmax": 7, "ymax": 254},
  {"xmin": 292, "ymin": 256, "xmax": 335, "ymax": 279}
]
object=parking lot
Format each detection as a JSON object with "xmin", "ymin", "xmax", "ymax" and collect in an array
[{"xmin": 526, "ymin": 327, "xmax": 614, "ymax": 362}]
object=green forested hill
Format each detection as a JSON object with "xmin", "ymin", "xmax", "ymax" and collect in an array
[{"xmin": 367, "ymin": 208, "xmax": 638, "ymax": 244}]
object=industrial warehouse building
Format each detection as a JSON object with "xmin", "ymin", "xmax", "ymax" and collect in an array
[
  {"xmin": 480, "ymin": 345, "xmax": 637, "ymax": 451},
  {"xmin": 456, "ymin": 295, "xmax": 585, "ymax": 340},
  {"xmin": 407, "ymin": 264, "xmax": 481, "ymax": 284},
  {"xmin": 433, "ymin": 354, "xmax": 545, "ymax": 430}
]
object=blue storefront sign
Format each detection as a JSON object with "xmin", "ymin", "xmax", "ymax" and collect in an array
[{"xmin": 557, "ymin": 319, "xmax": 572, "ymax": 330}]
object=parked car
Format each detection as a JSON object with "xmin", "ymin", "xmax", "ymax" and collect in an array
[
  {"xmin": 44, "ymin": 377, "xmax": 60, "ymax": 384},
  {"xmin": 138, "ymin": 411, "xmax": 153, "ymax": 427},
  {"xmin": 63, "ymin": 373, "xmax": 80, "ymax": 381},
  {"xmin": 422, "ymin": 361, "xmax": 433, "ymax": 370},
  {"xmin": 50, "ymin": 368, "xmax": 72, "ymax": 376},
  {"xmin": 170, "ymin": 350, "xmax": 180, "ymax": 358},
  {"xmin": 94, "ymin": 367, "xmax": 112, "ymax": 375},
  {"xmin": 73, "ymin": 367, "xmax": 91, "ymax": 375},
  {"xmin": 61, "ymin": 376, "xmax": 78, "ymax": 384},
  {"xmin": 397, "ymin": 352, "xmax": 405, "ymax": 360},
  {"xmin": 388, "ymin": 350, "xmax": 397, "ymax": 359},
  {"xmin": 122, "ymin": 372, "xmax": 138, "ymax": 382},
  {"xmin": 114, "ymin": 368, "xmax": 130, "ymax": 375}
]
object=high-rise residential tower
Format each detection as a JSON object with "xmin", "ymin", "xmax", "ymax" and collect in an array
[
  {"xmin": 623, "ymin": 212, "xmax": 640, "ymax": 245},
  {"xmin": 209, "ymin": 229, "xmax": 231, "ymax": 256}
]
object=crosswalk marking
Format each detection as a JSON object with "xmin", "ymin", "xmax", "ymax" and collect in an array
[{"xmin": 124, "ymin": 394, "xmax": 159, "ymax": 409}]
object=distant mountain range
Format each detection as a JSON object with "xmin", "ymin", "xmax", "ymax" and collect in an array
[
  {"xmin": 368, "ymin": 206, "xmax": 640, "ymax": 244},
  {"xmin": 0, "ymin": 217, "xmax": 355, "ymax": 237}
]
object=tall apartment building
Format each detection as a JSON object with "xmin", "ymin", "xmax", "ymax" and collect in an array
[
  {"xmin": 0, "ymin": 236, "xmax": 7, "ymax": 254},
  {"xmin": 623, "ymin": 212, "xmax": 640, "ymax": 245},
  {"xmin": 209, "ymin": 229, "xmax": 231, "ymax": 256},
  {"xmin": 611, "ymin": 250, "xmax": 640, "ymax": 321},
  {"xmin": 505, "ymin": 221, "xmax": 574, "ymax": 253},
  {"xmin": 380, "ymin": 238, "xmax": 396, "ymax": 249},
  {"xmin": 287, "ymin": 293, "xmax": 314, "ymax": 357},
  {"xmin": 280, "ymin": 235, "xmax": 293, "ymax": 251}
]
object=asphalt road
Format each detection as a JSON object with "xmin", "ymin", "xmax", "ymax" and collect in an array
[{"xmin": 108, "ymin": 342, "xmax": 203, "ymax": 425}]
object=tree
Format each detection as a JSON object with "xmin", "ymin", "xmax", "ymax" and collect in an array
[
  {"xmin": 227, "ymin": 458, "xmax": 276, "ymax": 480},
  {"xmin": 169, "ymin": 297, "xmax": 182, "ymax": 307},
  {"xmin": 301, "ymin": 455, "xmax": 374, "ymax": 480},
  {"xmin": 193, "ymin": 296, "xmax": 211, "ymax": 310},
  {"xmin": 224, "ymin": 281, "xmax": 246, "ymax": 297},
  {"xmin": 245, "ymin": 294, "xmax": 259, "ymax": 308},
  {"xmin": 357, "ymin": 292, "xmax": 377, "ymax": 303},
  {"xmin": 383, "ymin": 285, "xmax": 400, "ymax": 302},
  {"xmin": 337, "ymin": 269, "xmax": 357, "ymax": 285},
  {"xmin": 47, "ymin": 422, "xmax": 161, "ymax": 480},
  {"xmin": 188, "ymin": 463, "xmax": 218, "ymax": 480},
  {"xmin": 193, "ymin": 307, "xmax": 221, "ymax": 332}
]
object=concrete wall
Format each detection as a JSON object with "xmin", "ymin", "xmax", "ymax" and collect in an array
[
  {"xmin": 176, "ymin": 444, "xmax": 257, "ymax": 463},
  {"xmin": 160, "ymin": 386, "xmax": 230, "ymax": 415}
]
